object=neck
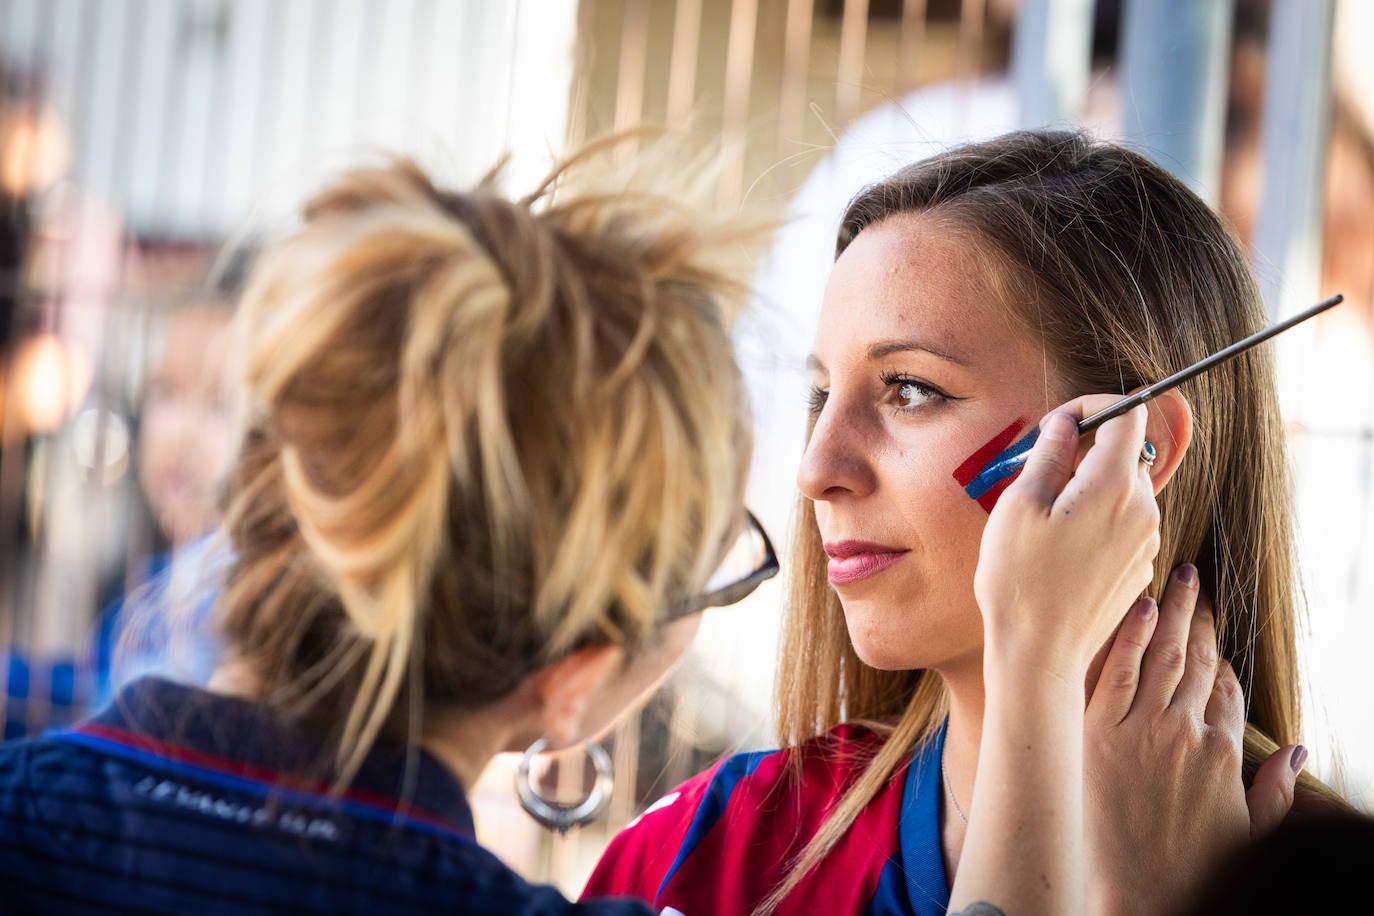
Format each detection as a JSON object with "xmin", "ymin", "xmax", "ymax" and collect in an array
[
  {"xmin": 210, "ymin": 656, "xmax": 537, "ymax": 794},
  {"xmin": 937, "ymin": 657, "xmax": 988, "ymax": 839},
  {"xmin": 422, "ymin": 709, "xmax": 516, "ymax": 793},
  {"xmin": 938, "ymin": 638, "xmax": 1108, "ymax": 820}
]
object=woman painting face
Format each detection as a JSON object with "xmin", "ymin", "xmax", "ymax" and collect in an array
[{"xmin": 799, "ymin": 212, "xmax": 1063, "ymax": 673}]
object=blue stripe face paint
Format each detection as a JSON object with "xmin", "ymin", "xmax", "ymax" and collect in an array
[
  {"xmin": 965, "ymin": 427, "xmax": 1039, "ymax": 500},
  {"xmin": 952, "ymin": 418, "xmax": 1039, "ymax": 512}
]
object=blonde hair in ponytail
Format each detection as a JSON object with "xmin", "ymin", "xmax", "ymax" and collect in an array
[{"xmin": 218, "ymin": 137, "xmax": 769, "ymax": 784}]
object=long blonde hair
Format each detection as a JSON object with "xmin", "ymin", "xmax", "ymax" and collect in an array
[
  {"xmin": 216, "ymin": 137, "xmax": 765, "ymax": 783},
  {"xmin": 764, "ymin": 129, "xmax": 1347, "ymax": 912}
]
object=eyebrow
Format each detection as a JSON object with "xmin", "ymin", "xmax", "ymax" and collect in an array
[{"xmin": 806, "ymin": 338, "xmax": 970, "ymax": 374}]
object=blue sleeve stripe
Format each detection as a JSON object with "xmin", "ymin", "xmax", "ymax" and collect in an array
[{"xmin": 656, "ymin": 749, "xmax": 772, "ymax": 897}]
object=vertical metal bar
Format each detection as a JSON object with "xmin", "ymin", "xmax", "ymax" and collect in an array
[
  {"xmin": 834, "ymin": 0, "xmax": 868, "ymax": 127},
  {"xmin": 777, "ymin": 0, "xmax": 812, "ymax": 147},
  {"xmin": 91, "ymin": 0, "xmax": 146, "ymax": 682},
  {"xmin": 248, "ymin": 0, "xmax": 283, "ymax": 218},
  {"xmin": 82, "ymin": 0, "xmax": 130, "ymax": 215},
  {"xmin": 408, "ymin": 0, "xmax": 435, "ymax": 151},
  {"xmin": 896, "ymin": 0, "xmax": 927, "ymax": 96},
  {"xmin": 171, "ymin": 0, "xmax": 231, "ymax": 232},
  {"xmin": 353, "ymin": 0, "xmax": 380, "ymax": 151},
  {"xmin": 1120, "ymin": 0, "xmax": 1234, "ymax": 204},
  {"xmin": 501, "ymin": 0, "xmax": 520, "ymax": 163},
  {"xmin": 4, "ymin": 0, "xmax": 38, "ymax": 89},
  {"xmin": 197, "ymin": 0, "xmax": 233, "ymax": 235},
  {"xmin": 563, "ymin": 0, "xmax": 594, "ymax": 151},
  {"xmin": 27, "ymin": 0, "xmax": 64, "ymax": 673},
  {"xmin": 612, "ymin": 0, "xmax": 648, "ymax": 159},
  {"xmin": 301, "ymin": 0, "xmax": 333, "ymax": 180},
  {"xmin": 665, "ymin": 0, "xmax": 702, "ymax": 126},
  {"xmin": 154, "ymin": 1, "xmax": 190, "ymax": 237},
  {"xmin": 718, "ymin": 0, "xmax": 758, "ymax": 207},
  {"xmin": 5, "ymin": 0, "xmax": 52, "ymax": 207},
  {"xmin": 1252, "ymin": 0, "xmax": 1336, "ymax": 321},
  {"xmin": 220, "ymin": 0, "xmax": 268, "ymax": 237},
  {"xmin": 1012, "ymin": 0, "xmax": 1093, "ymax": 128},
  {"xmin": 955, "ymin": 0, "xmax": 985, "ymax": 84}
]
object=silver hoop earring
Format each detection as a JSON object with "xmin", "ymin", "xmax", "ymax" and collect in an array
[{"xmin": 515, "ymin": 738, "xmax": 614, "ymax": 834}]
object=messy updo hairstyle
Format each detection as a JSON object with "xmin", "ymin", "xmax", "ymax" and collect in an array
[
  {"xmin": 217, "ymin": 138, "xmax": 761, "ymax": 782},
  {"xmin": 764, "ymin": 128, "xmax": 1349, "ymax": 914}
]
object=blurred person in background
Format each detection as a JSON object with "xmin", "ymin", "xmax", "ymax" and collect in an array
[
  {"xmin": 132, "ymin": 294, "xmax": 235, "ymax": 549},
  {"xmin": 89, "ymin": 265, "xmax": 243, "ymax": 709}
]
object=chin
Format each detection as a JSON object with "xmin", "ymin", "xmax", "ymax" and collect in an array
[
  {"xmin": 851, "ymin": 643, "xmax": 920, "ymax": 671},
  {"xmin": 841, "ymin": 596, "xmax": 976, "ymax": 673},
  {"xmin": 843, "ymin": 611, "xmax": 925, "ymax": 670}
]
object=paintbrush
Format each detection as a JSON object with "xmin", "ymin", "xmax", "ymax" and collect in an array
[
  {"xmin": 971, "ymin": 293, "xmax": 1347, "ymax": 494},
  {"xmin": 1077, "ymin": 292, "xmax": 1345, "ymax": 434}
]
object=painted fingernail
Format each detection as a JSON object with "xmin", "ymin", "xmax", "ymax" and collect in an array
[
  {"xmin": 1290, "ymin": 745, "xmax": 1308, "ymax": 774},
  {"xmin": 1137, "ymin": 597, "xmax": 1158, "ymax": 618},
  {"xmin": 1176, "ymin": 564, "xmax": 1198, "ymax": 587}
]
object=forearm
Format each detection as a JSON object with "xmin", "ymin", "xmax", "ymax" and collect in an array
[{"xmin": 947, "ymin": 654, "xmax": 1087, "ymax": 916}]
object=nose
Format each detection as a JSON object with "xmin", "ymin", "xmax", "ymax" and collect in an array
[{"xmin": 796, "ymin": 395, "xmax": 878, "ymax": 502}]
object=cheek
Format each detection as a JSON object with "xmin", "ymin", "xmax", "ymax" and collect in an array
[
  {"xmin": 910, "ymin": 414, "xmax": 1046, "ymax": 601},
  {"xmin": 198, "ymin": 416, "xmax": 235, "ymax": 472},
  {"xmin": 898, "ymin": 467, "xmax": 988, "ymax": 585},
  {"xmin": 136, "ymin": 411, "xmax": 175, "ymax": 472}
]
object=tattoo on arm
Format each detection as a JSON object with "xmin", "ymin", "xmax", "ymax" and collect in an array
[{"xmin": 948, "ymin": 904, "xmax": 1007, "ymax": 916}]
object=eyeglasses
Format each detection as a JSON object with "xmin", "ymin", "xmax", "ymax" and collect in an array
[{"xmin": 662, "ymin": 510, "xmax": 779, "ymax": 624}]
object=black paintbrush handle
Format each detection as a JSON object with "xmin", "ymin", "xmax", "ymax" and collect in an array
[{"xmin": 1077, "ymin": 293, "xmax": 1345, "ymax": 435}]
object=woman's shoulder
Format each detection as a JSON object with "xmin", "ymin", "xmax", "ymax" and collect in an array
[{"xmin": 581, "ymin": 722, "xmax": 896, "ymax": 905}]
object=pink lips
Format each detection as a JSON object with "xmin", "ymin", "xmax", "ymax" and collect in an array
[{"xmin": 824, "ymin": 540, "xmax": 910, "ymax": 586}]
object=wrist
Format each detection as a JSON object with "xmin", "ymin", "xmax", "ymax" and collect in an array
[{"xmin": 983, "ymin": 624, "xmax": 1094, "ymax": 689}]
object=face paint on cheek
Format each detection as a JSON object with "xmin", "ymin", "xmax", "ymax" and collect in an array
[{"xmin": 952, "ymin": 417, "xmax": 1040, "ymax": 512}]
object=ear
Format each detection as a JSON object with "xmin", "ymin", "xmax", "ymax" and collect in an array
[
  {"xmin": 1141, "ymin": 388, "xmax": 1193, "ymax": 496},
  {"xmin": 527, "ymin": 644, "xmax": 625, "ymax": 750}
]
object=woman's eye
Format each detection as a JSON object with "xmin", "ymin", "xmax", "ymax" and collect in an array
[
  {"xmin": 881, "ymin": 372, "xmax": 945, "ymax": 411},
  {"xmin": 807, "ymin": 384, "xmax": 828, "ymax": 415}
]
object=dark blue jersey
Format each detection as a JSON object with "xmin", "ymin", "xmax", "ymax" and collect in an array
[{"xmin": 0, "ymin": 677, "xmax": 651, "ymax": 915}]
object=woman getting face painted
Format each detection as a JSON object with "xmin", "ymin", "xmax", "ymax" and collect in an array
[{"xmin": 586, "ymin": 130, "xmax": 1357, "ymax": 916}]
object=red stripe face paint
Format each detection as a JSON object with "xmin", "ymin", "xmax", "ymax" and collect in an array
[{"xmin": 953, "ymin": 416, "xmax": 1038, "ymax": 513}]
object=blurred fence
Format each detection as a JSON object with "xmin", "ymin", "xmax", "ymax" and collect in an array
[{"xmin": 0, "ymin": 0, "xmax": 1370, "ymax": 897}]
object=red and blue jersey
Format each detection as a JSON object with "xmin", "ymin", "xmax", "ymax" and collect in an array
[{"xmin": 583, "ymin": 721, "xmax": 950, "ymax": 916}]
